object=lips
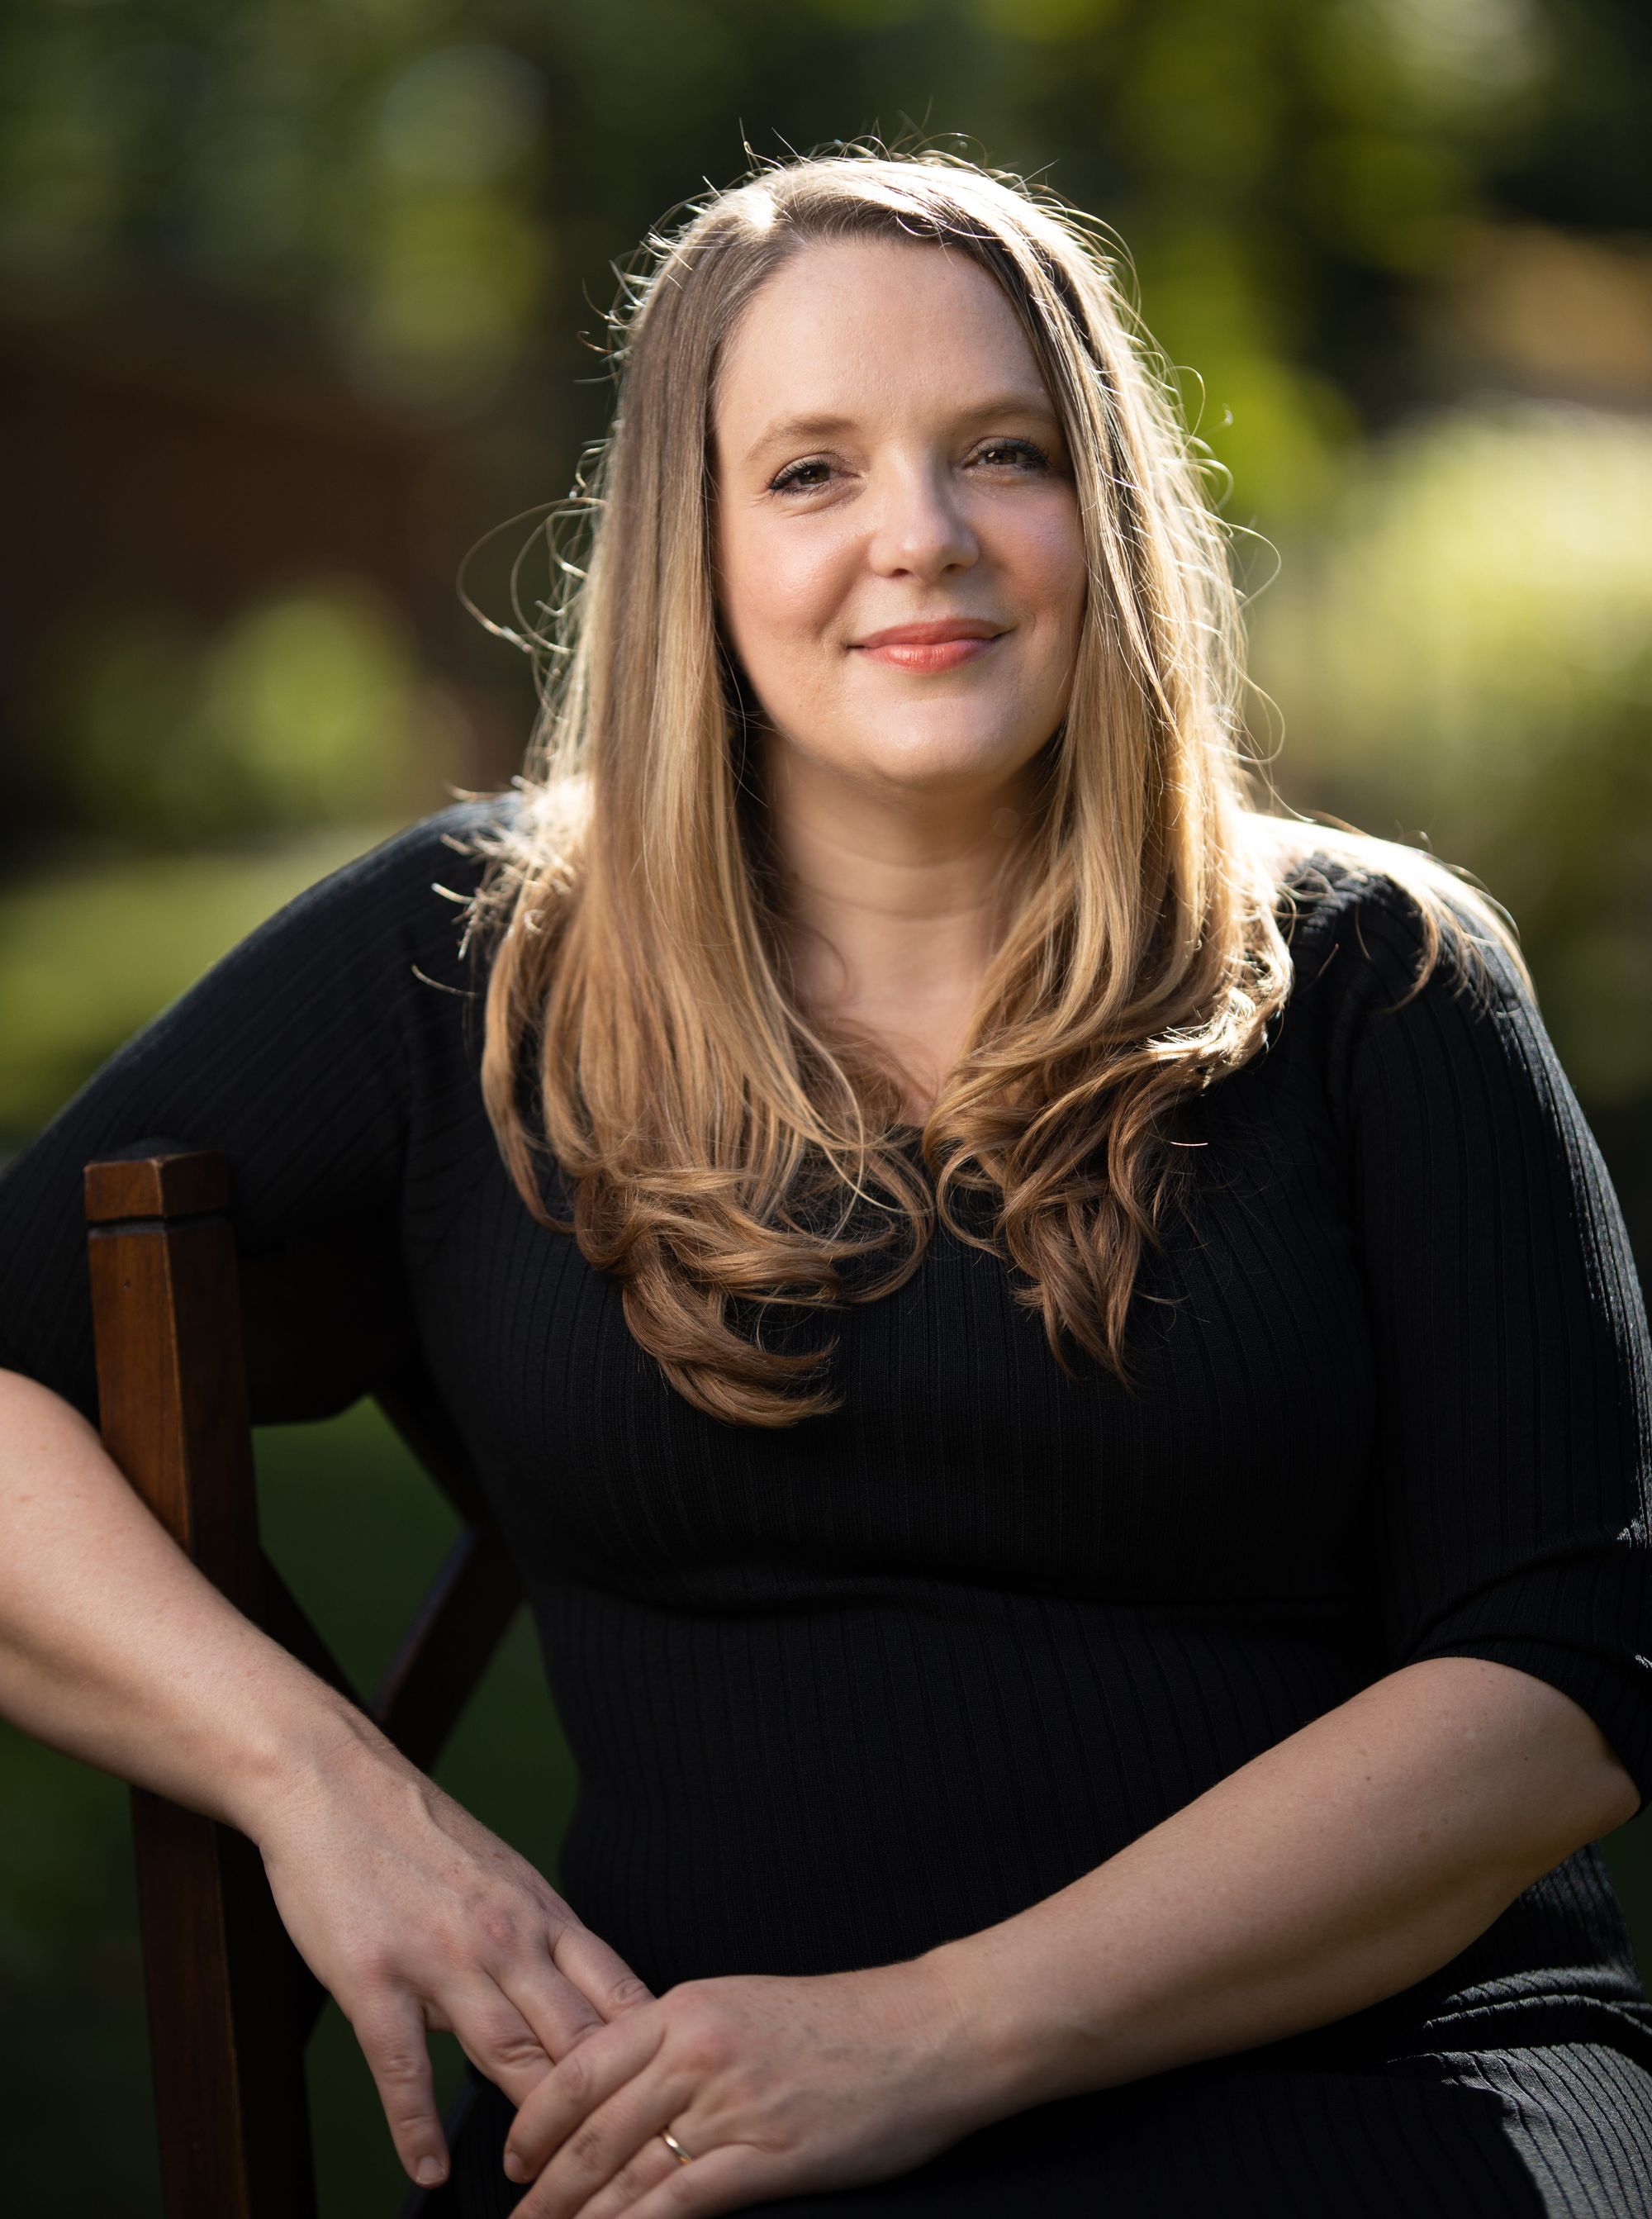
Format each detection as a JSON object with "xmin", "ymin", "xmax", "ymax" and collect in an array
[
  {"xmin": 852, "ymin": 618, "xmax": 1006, "ymax": 649},
  {"xmin": 850, "ymin": 616, "xmax": 1009, "ymax": 672}
]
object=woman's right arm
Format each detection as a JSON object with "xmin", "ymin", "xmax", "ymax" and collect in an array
[
  {"xmin": 0, "ymin": 1363, "xmax": 653, "ymax": 2191},
  {"xmin": 0, "ymin": 805, "xmax": 656, "ymax": 2188}
]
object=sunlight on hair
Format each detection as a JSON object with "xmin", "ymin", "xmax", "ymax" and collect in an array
[{"xmin": 451, "ymin": 140, "xmax": 1519, "ymax": 1428}]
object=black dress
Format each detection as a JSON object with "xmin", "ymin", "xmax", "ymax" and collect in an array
[{"xmin": 4, "ymin": 798, "xmax": 1652, "ymax": 2217}]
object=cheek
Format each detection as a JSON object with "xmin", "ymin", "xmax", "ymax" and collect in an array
[
  {"xmin": 721, "ymin": 520, "xmax": 847, "ymax": 660},
  {"xmin": 1004, "ymin": 501, "xmax": 1088, "ymax": 642},
  {"xmin": 1028, "ymin": 516, "xmax": 1082, "ymax": 630}
]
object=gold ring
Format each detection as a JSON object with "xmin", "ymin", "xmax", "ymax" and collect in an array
[{"xmin": 659, "ymin": 2126, "xmax": 695, "ymax": 2166}]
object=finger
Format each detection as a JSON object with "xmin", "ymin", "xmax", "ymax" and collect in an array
[
  {"xmin": 512, "ymin": 2075, "xmax": 686, "ymax": 2219},
  {"xmin": 506, "ymin": 2009, "xmax": 665, "ymax": 2180},
  {"xmin": 533, "ymin": 2127, "xmax": 683, "ymax": 2219},
  {"xmin": 497, "ymin": 1942, "xmax": 615, "ymax": 2065},
  {"xmin": 352, "ymin": 1992, "xmax": 449, "ymax": 2190},
  {"xmin": 551, "ymin": 1918, "xmax": 657, "ymax": 2022},
  {"xmin": 601, "ymin": 2144, "xmax": 768, "ymax": 2219},
  {"xmin": 436, "ymin": 1977, "xmax": 560, "ymax": 2107}
]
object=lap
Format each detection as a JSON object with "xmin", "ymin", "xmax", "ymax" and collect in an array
[{"xmin": 439, "ymin": 2042, "xmax": 1652, "ymax": 2217}]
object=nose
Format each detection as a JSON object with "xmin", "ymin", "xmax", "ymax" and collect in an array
[{"xmin": 865, "ymin": 457, "xmax": 980, "ymax": 582}]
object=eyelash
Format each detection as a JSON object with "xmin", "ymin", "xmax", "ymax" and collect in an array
[{"xmin": 767, "ymin": 437, "xmax": 1052, "ymax": 497}]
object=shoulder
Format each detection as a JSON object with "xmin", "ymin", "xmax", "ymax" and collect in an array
[
  {"xmin": 285, "ymin": 791, "xmax": 521, "ymax": 918},
  {"xmin": 1237, "ymin": 815, "xmax": 1552, "ymax": 1125},
  {"xmin": 1244, "ymin": 814, "xmax": 1531, "ymax": 1017},
  {"xmin": 238, "ymin": 791, "xmax": 525, "ymax": 991}
]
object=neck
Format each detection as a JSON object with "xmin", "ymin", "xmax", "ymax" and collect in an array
[{"xmin": 758, "ymin": 729, "xmax": 1037, "ymax": 1112}]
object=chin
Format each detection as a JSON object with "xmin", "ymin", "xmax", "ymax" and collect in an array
[
  {"xmin": 853, "ymin": 724, "xmax": 1039, "ymax": 791},
  {"xmin": 869, "ymin": 741, "xmax": 1037, "ymax": 803}
]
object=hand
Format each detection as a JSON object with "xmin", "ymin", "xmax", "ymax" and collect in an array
[
  {"xmin": 255, "ymin": 1722, "xmax": 655, "ymax": 2190},
  {"xmin": 498, "ymin": 1958, "xmax": 990, "ymax": 2217}
]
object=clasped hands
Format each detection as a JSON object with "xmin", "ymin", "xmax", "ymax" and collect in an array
[
  {"xmin": 496, "ymin": 1957, "xmax": 985, "ymax": 2217},
  {"xmin": 257, "ymin": 1737, "xmax": 992, "ymax": 2217}
]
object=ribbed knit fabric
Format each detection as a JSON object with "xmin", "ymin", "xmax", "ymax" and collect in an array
[{"xmin": 4, "ymin": 798, "xmax": 1652, "ymax": 2216}]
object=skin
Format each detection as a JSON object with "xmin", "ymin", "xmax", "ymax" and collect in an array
[
  {"xmin": 490, "ymin": 237, "xmax": 1642, "ymax": 2215},
  {"xmin": 0, "ymin": 237, "xmax": 1636, "ymax": 2217}
]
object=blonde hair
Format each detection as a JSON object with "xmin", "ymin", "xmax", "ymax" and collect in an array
[{"xmin": 460, "ymin": 145, "xmax": 1522, "ymax": 1428}]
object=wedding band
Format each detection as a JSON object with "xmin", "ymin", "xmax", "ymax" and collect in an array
[{"xmin": 659, "ymin": 2126, "xmax": 695, "ymax": 2165}]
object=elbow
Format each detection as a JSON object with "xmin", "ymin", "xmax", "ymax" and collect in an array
[
  {"xmin": 1403, "ymin": 1659, "xmax": 1642, "ymax": 1867},
  {"xmin": 1546, "ymin": 1694, "xmax": 1642, "ymax": 1846},
  {"xmin": 1581, "ymin": 1749, "xmax": 1641, "ymax": 1842},
  {"xmin": 1524, "ymin": 1714, "xmax": 1642, "ymax": 1864}
]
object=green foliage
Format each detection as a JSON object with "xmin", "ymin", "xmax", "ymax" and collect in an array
[
  {"xmin": 0, "ymin": 828, "xmax": 392, "ymax": 1140},
  {"xmin": 0, "ymin": 6, "xmax": 549, "ymax": 414},
  {"xmin": 5, "ymin": 0, "xmax": 1646, "ymax": 501},
  {"xmin": 0, "ymin": 1727, "xmax": 159, "ymax": 2211},
  {"xmin": 1251, "ymin": 398, "xmax": 1652, "ymax": 1100},
  {"xmin": 33, "ymin": 582, "xmax": 456, "ymax": 848}
]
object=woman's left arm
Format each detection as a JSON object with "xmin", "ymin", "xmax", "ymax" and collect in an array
[
  {"xmin": 923, "ymin": 1651, "xmax": 1639, "ymax": 2116},
  {"xmin": 492, "ymin": 1652, "xmax": 1637, "ymax": 2219},
  {"xmin": 953, "ymin": 876, "xmax": 1652, "ymax": 2114}
]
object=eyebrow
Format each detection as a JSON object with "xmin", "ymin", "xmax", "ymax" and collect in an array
[{"xmin": 741, "ymin": 390, "xmax": 1060, "ymax": 469}]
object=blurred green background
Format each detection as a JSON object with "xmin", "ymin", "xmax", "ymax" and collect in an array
[{"xmin": 2, "ymin": 0, "xmax": 1650, "ymax": 2209}]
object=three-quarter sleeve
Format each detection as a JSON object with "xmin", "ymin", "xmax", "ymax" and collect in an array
[
  {"xmin": 1324, "ymin": 872, "xmax": 1652, "ymax": 1817},
  {"xmin": 0, "ymin": 807, "xmax": 485, "ymax": 1428}
]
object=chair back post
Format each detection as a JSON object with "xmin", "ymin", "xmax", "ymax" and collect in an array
[{"xmin": 85, "ymin": 1146, "xmax": 316, "ymax": 2219}]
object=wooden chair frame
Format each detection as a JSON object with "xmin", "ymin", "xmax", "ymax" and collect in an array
[{"xmin": 83, "ymin": 1142, "xmax": 523, "ymax": 2219}]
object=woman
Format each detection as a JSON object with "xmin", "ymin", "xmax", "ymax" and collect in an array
[{"xmin": 1, "ymin": 149, "xmax": 1649, "ymax": 2219}]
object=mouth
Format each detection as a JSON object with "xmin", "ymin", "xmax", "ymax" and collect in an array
[{"xmin": 850, "ymin": 618, "xmax": 1010, "ymax": 672}]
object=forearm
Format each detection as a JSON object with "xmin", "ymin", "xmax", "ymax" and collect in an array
[
  {"xmin": 923, "ymin": 1656, "xmax": 1640, "ymax": 2117},
  {"xmin": 0, "ymin": 1367, "xmax": 387, "ymax": 1838}
]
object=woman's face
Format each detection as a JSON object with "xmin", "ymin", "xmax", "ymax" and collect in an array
[{"xmin": 710, "ymin": 238, "xmax": 1088, "ymax": 810}]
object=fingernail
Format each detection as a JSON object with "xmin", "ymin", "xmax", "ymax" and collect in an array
[
  {"xmin": 503, "ymin": 2150, "xmax": 529, "ymax": 2183},
  {"xmin": 417, "ymin": 2156, "xmax": 446, "ymax": 2187}
]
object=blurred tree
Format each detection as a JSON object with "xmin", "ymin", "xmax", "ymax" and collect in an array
[
  {"xmin": 1251, "ymin": 398, "xmax": 1652, "ymax": 1102},
  {"xmin": 2, "ymin": 0, "xmax": 1646, "ymax": 495},
  {"xmin": 40, "ymin": 577, "xmax": 459, "ymax": 845},
  {"xmin": 0, "ymin": 4, "xmax": 552, "ymax": 420}
]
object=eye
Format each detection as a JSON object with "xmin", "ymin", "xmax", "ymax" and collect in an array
[
  {"xmin": 973, "ymin": 436, "xmax": 1051, "ymax": 472},
  {"xmin": 768, "ymin": 456, "xmax": 835, "ymax": 497},
  {"xmin": 766, "ymin": 436, "xmax": 1055, "ymax": 498}
]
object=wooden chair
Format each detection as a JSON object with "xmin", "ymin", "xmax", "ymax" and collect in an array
[{"xmin": 83, "ymin": 1141, "xmax": 524, "ymax": 2219}]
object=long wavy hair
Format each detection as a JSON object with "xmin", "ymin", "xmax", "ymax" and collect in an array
[{"xmin": 459, "ymin": 145, "xmax": 1522, "ymax": 1428}]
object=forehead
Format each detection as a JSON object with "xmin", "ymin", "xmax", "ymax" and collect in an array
[{"xmin": 712, "ymin": 237, "xmax": 1047, "ymax": 440}]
